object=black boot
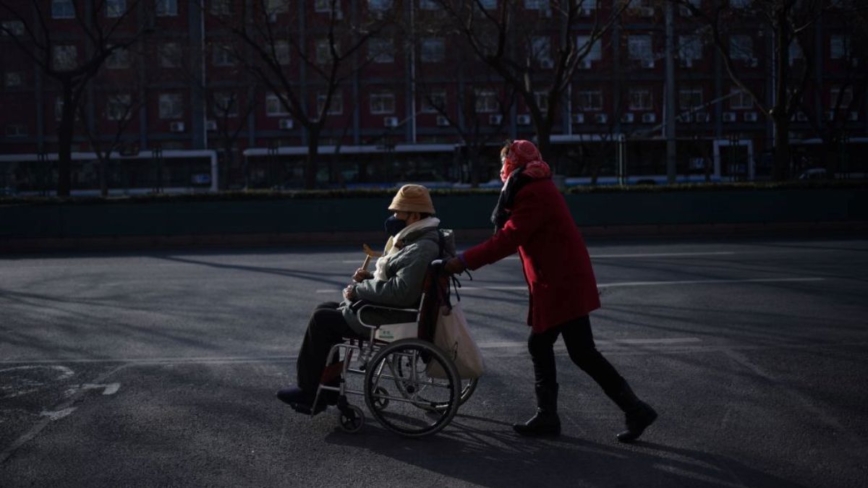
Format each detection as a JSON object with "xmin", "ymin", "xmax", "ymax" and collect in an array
[
  {"xmin": 513, "ymin": 385, "xmax": 561, "ymax": 437},
  {"xmin": 608, "ymin": 382, "xmax": 657, "ymax": 443}
]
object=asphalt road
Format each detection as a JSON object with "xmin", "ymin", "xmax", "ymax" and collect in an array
[{"xmin": 1, "ymin": 237, "xmax": 867, "ymax": 487}]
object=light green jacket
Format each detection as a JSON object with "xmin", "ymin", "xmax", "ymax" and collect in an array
[{"xmin": 341, "ymin": 225, "xmax": 454, "ymax": 336}]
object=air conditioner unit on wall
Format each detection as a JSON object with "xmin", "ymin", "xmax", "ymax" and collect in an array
[
  {"xmin": 436, "ymin": 115, "xmax": 450, "ymax": 127},
  {"xmin": 517, "ymin": 114, "xmax": 531, "ymax": 125},
  {"xmin": 489, "ymin": 114, "xmax": 503, "ymax": 125},
  {"xmin": 594, "ymin": 113, "xmax": 608, "ymax": 124},
  {"xmin": 279, "ymin": 118, "xmax": 293, "ymax": 130},
  {"xmin": 205, "ymin": 120, "xmax": 217, "ymax": 131},
  {"xmin": 723, "ymin": 112, "xmax": 737, "ymax": 122},
  {"xmin": 642, "ymin": 113, "xmax": 656, "ymax": 123},
  {"xmin": 621, "ymin": 113, "xmax": 635, "ymax": 123},
  {"xmin": 573, "ymin": 113, "xmax": 585, "ymax": 124},
  {"xmin": 384, "ymin": 116, "xmax": 398, "ymax": 127},
  {"xmin": 744, "ymin": 112, "xmax": 758, "ymax": 122},
  {"xmin": 169, "ymin": 121, "xmax": 185, "ymax": 132}
]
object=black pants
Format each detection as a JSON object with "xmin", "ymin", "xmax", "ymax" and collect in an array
[
  {"xmin": 528, "ymin": 315, "xmax": 626, "ymax": 396},
  {"xmin": 296, "ymin": 302, "xmax": 361, "ymax": 392}
]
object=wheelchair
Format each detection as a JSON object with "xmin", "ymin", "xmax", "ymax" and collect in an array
[{"xmin": 308, "ymin": 262, "xmax": 478, "ymax": 438}]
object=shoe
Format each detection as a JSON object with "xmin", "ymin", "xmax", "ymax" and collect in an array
[
  {"xmin": 513, "ymin": 409, "xmax": 562, "ymax": 437},
  {"xmin": 617, "ymin": 401, "xmax": 658, "ymax": 443},
  {"xmin": 276, "ymin": 386, "xmax": 338, "ymax": 416}
]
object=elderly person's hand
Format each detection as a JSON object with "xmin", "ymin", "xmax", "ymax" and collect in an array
[
  {"xmin": 343, "ymin": 283, "xmax": 357, "ymax": 301},
  {"xmin": 352, "ymin": 268, "xmax": 373, "ymax": 283}
]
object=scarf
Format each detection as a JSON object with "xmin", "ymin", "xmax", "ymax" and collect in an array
[
  {"xmin": 491, "ymin": 160, "xmax": 552, "ymax": 231},
  {"xmin": 374, "ymin": 217, "xmax": 441, "ymax": 281}
]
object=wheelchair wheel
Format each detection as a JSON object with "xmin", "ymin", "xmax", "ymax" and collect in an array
[
  {"xmin": 338, "ymin": 405, "xmax": 365, "ymax": 434},
  {"xmin": 364, "ymin": 338, "xmax": 460, "ymax": 438}
]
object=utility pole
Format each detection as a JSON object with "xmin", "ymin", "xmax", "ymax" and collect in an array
[{"xmin": 665, "ymin": 1, "xmax": 677, "ymax": 184}]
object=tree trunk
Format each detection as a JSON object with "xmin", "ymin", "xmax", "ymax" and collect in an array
[
  {"xmin": 305, "ymin": 131, "xmax": 320, "ymax": 190},
  {"xmin": 57, "ymin": 83, "xmax": 75, "ymax": 197}
]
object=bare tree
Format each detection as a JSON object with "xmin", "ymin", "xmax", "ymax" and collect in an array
[
  {"xmin": 674, "ymin": 0, "xmax": 863, "ymax": 180},
  {"xmin": 0, "ymin": 0, "xmax": 152, "ymax": 196},
  {"xmin": 428, "ymin": 0, "xmax": 628, "ymax": 162},
  {"xmin": 215, "ymin": 0, "xmax": 396, "ymax": 189}
]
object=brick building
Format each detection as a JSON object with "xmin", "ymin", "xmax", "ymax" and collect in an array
[{"xmin": 1, "ymin": 0, "xmax": 865, "ymax": 194}]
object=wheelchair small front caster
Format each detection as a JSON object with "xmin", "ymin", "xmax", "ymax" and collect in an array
[{"xmin": 339, "ymin": 405, "xmax": 365, "ymax": 434}]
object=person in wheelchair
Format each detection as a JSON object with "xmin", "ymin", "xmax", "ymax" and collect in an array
[{"xmin": 277, "ymin": 184, "xmax": 453, "ymax": 414}]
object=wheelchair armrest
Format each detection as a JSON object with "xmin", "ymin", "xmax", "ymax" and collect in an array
[{"xmin": 353, "ymin": 301, "xmax": 420, "ymax": 329}]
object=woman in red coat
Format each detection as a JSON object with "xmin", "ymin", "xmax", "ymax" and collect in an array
[{"xmin": 444, "ymin": 140, "xmax": 657, "ymax": 442}]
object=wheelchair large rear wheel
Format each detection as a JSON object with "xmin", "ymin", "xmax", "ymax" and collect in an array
[{"xmin": 364, "ymin": 339, "xmax": 460, "ymax": 438}]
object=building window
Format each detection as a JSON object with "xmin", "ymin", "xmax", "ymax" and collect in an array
[
  {"xmin": 1, "ymin": 20, "xmax": 25, "ymax": 36},
  {"xmin": 274, "ymin": 40, "xmax": 290, "ymax": 65},
  {"xmin": 53, "ymin": 45, "xmax": 78, "ymax": 70},
  {"xmin": 317, "ymin": 91, "xmax": 343, "ymax": 115},
  {"xmin": 729, "ymin": 35, "xmax": 754, "ymax": 61},
  {"xmin": 156, "ymin": 0, "xmax": 178, "ymax": 16},
  {"xmin": 628, "ymin": 89, "xmax": 653, "ymax": 110},
  {"xmin": 213, "ymin": 92, "xmax": 238, "ymax": 118},
  {"xmin": 474, "ymin": 89, "xmax": 498, "ymax": 113},
  {"xmin": 210, "ymin": 0, "xmax": 232, "ymax": 16},
  {"xmin": 370, "ymin": 92, "xmax": 395, "ymax": 114},
  {"xmin": 421, "ymin": 37, "xmax": 445, "ymax": 63},
  {"xmin": 266, "ymin": 0, "xmax": 289, "ymax": 15},
  {"xmin": 106, "ymin": 94, "xmax": 132, "ymax": 121},
  {"xmin": 830, "ymin": 35, "xmax": 850, "ymax": 60},
  {"xmin": 678, "ymin": 35, "xmax": 702, "ymax": 65},
  {"xmin": 4, "ymin": 72, "xmax": 23, "ymax": 87},
  {"xmin": 729, "ymin": 89, "xmax": 753, "ymax": 109},
  {"xmin": 524, "ymin": 0, "xmax": 549, "ymax": 9},
  {"xmin": 106, "ymin": 0, "xmax": 126, "ymax": 17},
  {"xmin": 316, "ymin": 39, "xmax": 339, "ymax": 64},
  {"xmin": 421, "ymin": 92, "xmax": 446, "ymax": 113},
  {"xmin": 5, "ymin": 124, "xmax": 27, "ymax": 138},
  {"xmin": 369, "ymin": 0, "xmax": 393, "ymax": 11},
  {"xmin": 577, "ymin": 90, "xmax": 603, "ymax": 111},
  {"xmin": 266, "ymin": 93, "xmax": 290, "ymax": 116},
  {"xmin": 531, "ymin": 36, "xmax": 552, "ymax": 68},
  {"xmin": 830, "ymin": 86, "xmax": 854, "ymax": 108},
  {"xmin": 212, "ymin": 43, "xmax": 235, "ymax": 67},
  {"xmin": 159, "ymin": 93, "xmax": 184, "ymax": 119},
  {"xmin": 106, "ymin": 47, "xmax": 131, "ymax": 69},
  {"xmin": 52, "ymin": 0, "xmax": 75, "ymax": 19},
  {"xmin": 315, "ymin": 0, "xmax": 342, "ymax": 16},
  {"xmin": 576, "ymin": 36, "xmax": 602, "ymax": 61},
  {"xmin": 627, "ymin": 35, "xmax": 653, "ymax": 64},
  {"xmin": 678, "ymin": 88, "xmax": 703, "ymax": 110},
  {"xmin": 159, "ymin": 42, "xmax": 181, "ymax": 67},
  {"xmin": 369, "ymin": 38, "xmax": 395, "ymax": 63}
]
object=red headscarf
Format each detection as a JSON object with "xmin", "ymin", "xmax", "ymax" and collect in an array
[{"xmin": 500, "ymin": 140, "xmax": 552, "ymax": 182}]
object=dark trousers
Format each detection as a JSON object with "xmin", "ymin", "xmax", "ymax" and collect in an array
[
  {"xmin": 296, "ymin": 302, "xmax": 360, "ymax": 392},
  {"xmin": 528, "ymin": 315, "xmax": 626, "ymax": 397}
]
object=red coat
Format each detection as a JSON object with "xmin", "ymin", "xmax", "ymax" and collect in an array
[{"xmin": 462, "ymin": 178, "xmax": 601, "ymax": 333}]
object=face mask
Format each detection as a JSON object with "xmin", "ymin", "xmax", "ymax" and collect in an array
[{"xmin": 384, "ymin": 215, "xmax": 407, "ymax": 236}]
